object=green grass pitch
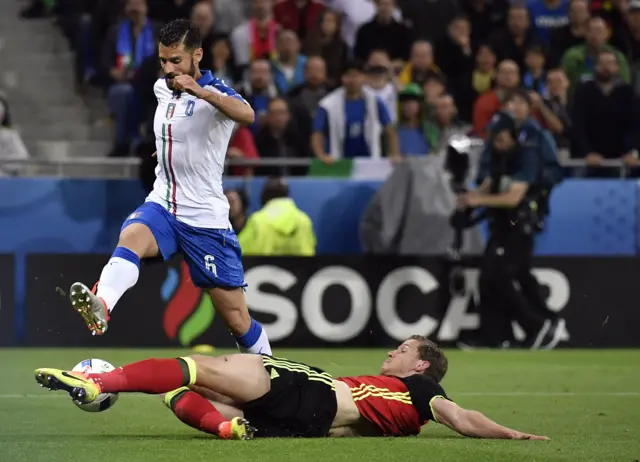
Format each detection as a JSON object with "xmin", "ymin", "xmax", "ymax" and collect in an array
[{"xmin": 0, "ymin": 348, "xmax": 638, "ymax": 462}]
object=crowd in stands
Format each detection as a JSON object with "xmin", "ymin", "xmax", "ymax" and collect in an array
[{"xmin": 16, "ymin": 0, "xmax": 640, "ymax": 178}]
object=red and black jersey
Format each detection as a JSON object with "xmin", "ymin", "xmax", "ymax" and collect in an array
[{"xmin": 338, "ymin": 374, "xmax": 450, "ymax": 437}]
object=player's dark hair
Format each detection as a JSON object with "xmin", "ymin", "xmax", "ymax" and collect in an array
[
  {"xmin": 159, "ymin": 19, "xmax": 202, "ymax": 50},
  {"xmin": 409, "ymin": 335, "xmax": 448, "ymax": 383},
  {"xmin": 261, "ymin": 177, "xmax": 290, "ymax": 206}
]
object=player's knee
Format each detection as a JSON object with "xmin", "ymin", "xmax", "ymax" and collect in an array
[{"xmin": 118, "ymin": 224, "xmax": 156, "ymax": 257}]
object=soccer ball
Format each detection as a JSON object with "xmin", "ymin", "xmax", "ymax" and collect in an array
[{"xmin": 71, "ymin": 358, "xmax": 119, "ymax": 412}]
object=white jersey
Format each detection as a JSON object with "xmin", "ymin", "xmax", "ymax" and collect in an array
[{"xmin": 147, "ymin": 71, "xmax": 247, "ymax": 228}]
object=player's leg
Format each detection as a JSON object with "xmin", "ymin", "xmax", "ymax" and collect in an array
[
  {"xmin": 180, "ymin": 227, "xmax": 271, "ymax": 355},
  {"xmin": 163, "ymin": 387, "xmax": 253, "ymax": 439},
  {"xmin": 71, "ymin": 202, "xmax": 178, "ymax": 335},
  {"xmin": 35, "ymin": 354, "xmax": 270, "ymax": 402}
]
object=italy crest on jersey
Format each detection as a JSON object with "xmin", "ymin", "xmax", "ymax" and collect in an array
[{"xmin": 166, "ymin": 103, "xmax": 176, "ymax": 119}]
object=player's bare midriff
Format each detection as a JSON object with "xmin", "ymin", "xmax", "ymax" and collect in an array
[{"xmin": 329, "ymin": 380, "xmax": 380, "ymax": 437}]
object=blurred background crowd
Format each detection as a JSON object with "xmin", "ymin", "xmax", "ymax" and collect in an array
[{"xmin": 2, "ymin": 0, "xmax": 640, "ymax": 181}]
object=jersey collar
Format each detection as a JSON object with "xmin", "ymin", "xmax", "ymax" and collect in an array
[{"xmin": 197, "ymin": 70, "xmax": 215, "ymax": 87}]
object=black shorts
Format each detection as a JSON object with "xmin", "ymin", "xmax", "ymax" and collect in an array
[{"xmin": 243, "ymin": 355, "xmax": 337, "ymax": 438}]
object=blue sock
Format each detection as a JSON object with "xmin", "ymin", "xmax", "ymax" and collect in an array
[{"xmin": 235, "ymin": 319, "xmax": 272, "ymax": 355}]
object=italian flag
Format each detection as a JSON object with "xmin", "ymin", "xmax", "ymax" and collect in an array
[{"xmin": 308, "ymin": 158, "xmax": 394, "ymax": 180}]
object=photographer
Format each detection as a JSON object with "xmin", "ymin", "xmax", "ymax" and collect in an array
[{"xmin": 457, "ymin": 104, "xmax": 564, "ymax": 350}]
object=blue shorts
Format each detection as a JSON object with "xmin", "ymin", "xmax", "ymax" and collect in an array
[{"xmin": 122, "ymin": 202, "xmax": 245, "ymax": 289}]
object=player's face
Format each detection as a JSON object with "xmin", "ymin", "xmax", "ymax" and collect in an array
[
  {"xmin": 381, "ymin": 339, "xmax": 426, "ymax": 376},
  {"xmin": 159, "ymin": 43, "xmax": 202, "ymax": 90}
]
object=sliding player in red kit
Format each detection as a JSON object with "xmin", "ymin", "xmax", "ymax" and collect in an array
[{"xmin": 34, "ymin": 335, "xmax": 549, "ymax": 441}]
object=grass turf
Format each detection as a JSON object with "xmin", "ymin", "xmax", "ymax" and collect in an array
[{"xmin": 0, "ymin": 348, "xmax": 638, "ymax": 462}]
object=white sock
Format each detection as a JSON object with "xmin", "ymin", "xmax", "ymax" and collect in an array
[
  {"xmin": 246, "ymin": 328, "xmax": 272, "ymax": 356},
  {"xmin": 236, "ymin": 320, "xmax": 272, "ymax": 355},
  {"xmin": 96, "ymin": 257, "xmax": 140, "ymax": 313}
]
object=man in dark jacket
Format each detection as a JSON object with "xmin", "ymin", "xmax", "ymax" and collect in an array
[
  {"xmin": 255, "ymin": 97, "xmax": 311, "ymax": 176},
  {"xmin": 354, "ymin": 0, "xmax": 412, "ymax": 62},
  {"xmin": 488, "ymin": 4, "xmax": 543, "ymax": 71},
  {"xmin": 571, "ymin": 49, "xmax": 640, "ymax": 177}
]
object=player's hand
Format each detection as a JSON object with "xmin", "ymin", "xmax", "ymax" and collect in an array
[
  {"xmin": 173, "ymin": 75, "xmax": 204, "ymax": 97},
  {"xmin": 512, "ymin": 431, "xmax": 550, "ymax": 441},
  {"xmin": 151, "ymin": 151, "xmax": 157, "ymax": 158}
]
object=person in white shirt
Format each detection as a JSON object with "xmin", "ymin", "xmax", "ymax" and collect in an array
[{"xmin": 68, "ymin": 19, "xmax": 271, "ymax": 356}]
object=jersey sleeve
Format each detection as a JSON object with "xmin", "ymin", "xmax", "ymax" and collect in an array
[
  {"xmin": 400, "ymin": 374, "xmax": 451, "ymax": 424},
  {"xmin": 207, "ymin": 80, "xmax": 249, "ymax": 105}
]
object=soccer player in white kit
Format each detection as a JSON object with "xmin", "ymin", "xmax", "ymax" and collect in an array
[{"xmin": 68, "ymin": 19, "xmax": 271, "ymax": 356}]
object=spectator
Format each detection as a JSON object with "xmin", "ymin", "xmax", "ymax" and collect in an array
[
  {"xmin": 396, "ymin": 84, "xmax": 430, "ymax": 156},
  {"xmin": 365, "ymin": 50, "xmax": 399, "ymax": 125},
  {"xmin": 488, "ymin": 4, "xmax": 543, "ymax": 71},
  {"xmin": 225, "ymin": 189, "xmax": 250, "ymax": 236},
  {"xmin": 461, "ymin": 0, "xmax": 509, "ymax": 49},
  {"xmin": 528, "ymin": 0, "xmax": 570, "ymax": 45},
  {"xmin": 191, "ymin": 1, "xmax": 216, "ymax": 70},
  {"xmin": 549, "ymin": 0, "xmax": 590, "ymax": 67},
  {"xmin": 523, "ymin": 45, "xmax": 548, "ymax": 94},
  {"xmin": 212, "ymin": 0, "xmax": 250, "ymax": 35},
  {"xmin": 455, "ymin": 44, "xmax": 497, "ymax": 123},
  {"xmin": 398, "ymin": 41, "xmax": 443, "ymax": 88},
  {"xmin": 322, "ymin": 0, "xmax": 402, "ymax": 49},
  {"xmin": 436, "ymin": 15, "xmax": 475, "ymax": 82},
  {"xmin": 302, "ymin": 9, "xmax": 349, "ymax": 87},
  {"xmin": 271, "ymin": 29, "xmax": 307, "ymax": 94},
  {"xmin": 288, "ymin": 56, "xmax": 331, "ymax": 140},
  {"xmin": 231, "ymin": 0, "xmax": 279, "ymax": 72},
  {"xmin": 239, "ymin": 177, "xmax": 316, "ymax": 256},
  {"xmin": 354, "ymin": 0, "xmax": 412, "ymax": 63},
  {"xmin": 228, "ymin": 126, "xmax": 260, "ymax": 177},
  {"xmin": 208, "ymin": 36, "xmax": 240, "ymax": 86},
  {"xmin": 101, "ymin": 0, "xmax": 157, "ymax": 157},
  {"xmin": 425, "ymin": 94, "xmax": 472, "ymax": 153},
  {"xmin": 473, "ymin": 59, "xmax": 520, "ymax": 139},
  {"xmin": 398, "ymin": 0, "xmax": 459, "ymax": 43},
  {"xmin": 150, "ymin": 0, "xmax": 194, "ymax": 23},
  {"xmin": 238, "ymin": 60, "xmax": 279, "ymax": 135},
  {"xmin": 561, "ymin": 16, "xmax": 630, "ymax": 92},
  {"xmin": 255, "ymin": 98, "xmax": 311, "ymax": 176},
  {"xmin": 590, "ymin": 0, "xmax": 628, "ymax": 34},
  {"xmin": 571, "ymin": 49, "xmax": 640, "ymax": 174},
  {"xmin": 436, "ymin": 15, "xmax": 475, "ymax": 114},
  {"xmin": 273, "ymin": 0, "xmax": 326, "ymax": 42},
  {"xmin": 312, "ymin": 61, "xmax": 400, "ymax": 162},
  {"xmin": 288, "ymin": 56, "xmax": 330, "ymax": 122},
  {"xmin": 543, "ymin": 68, "xmax": 572, "ymax": 148},
  {"xmin": 423, "ymin": 73, "xmax": 447, "ymax": 115},
  {"xmin": 611, "ymin": 0, "xmax": 640, "ymax": 94}
]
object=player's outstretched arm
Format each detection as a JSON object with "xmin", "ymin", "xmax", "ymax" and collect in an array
[{"xmin": 431, "ymin": 398, "xmax": 550, "ymax": 441}]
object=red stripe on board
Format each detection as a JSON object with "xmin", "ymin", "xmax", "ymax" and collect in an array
[{"xmin": 167, "ymin": 124, "xmax": 177, "ymax": 215}]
